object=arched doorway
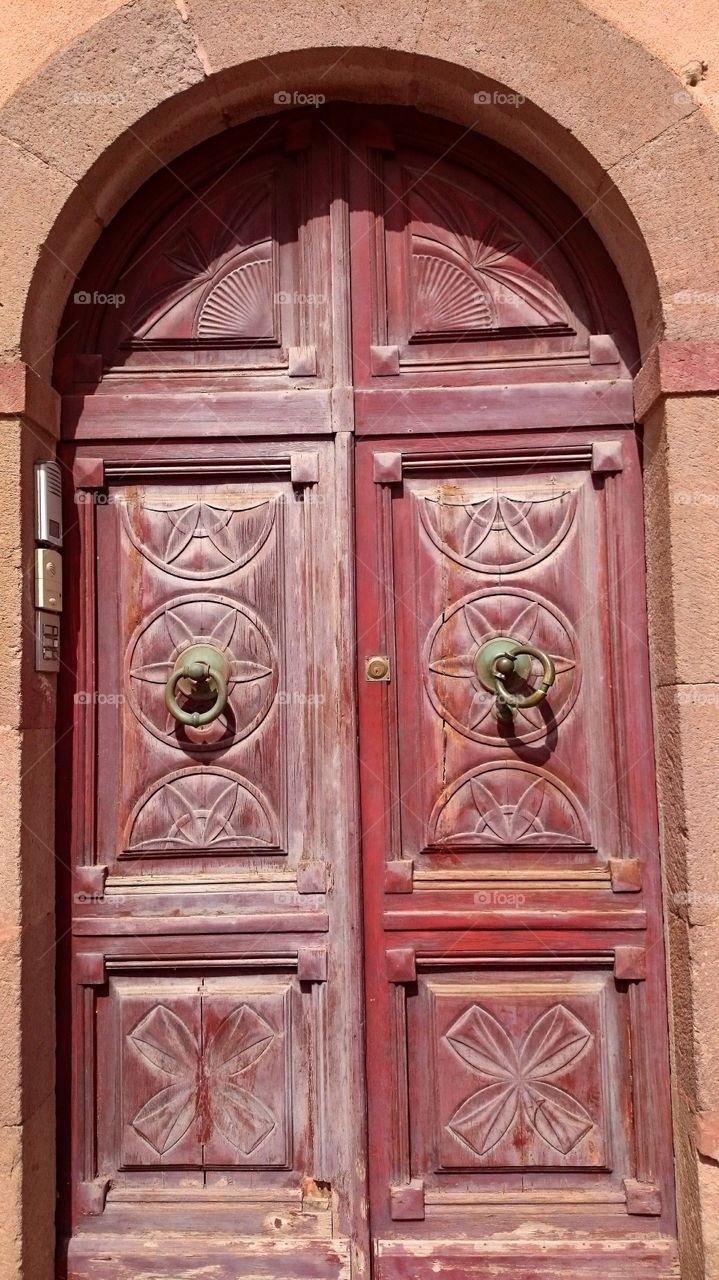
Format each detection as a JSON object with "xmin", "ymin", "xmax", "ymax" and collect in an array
[{"xmin": 54, "ymin": 104, "xmax": 677, "ymax": 1279}]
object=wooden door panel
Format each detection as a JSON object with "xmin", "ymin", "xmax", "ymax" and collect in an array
[
  {"xmin": 89, "ymin": 961, "xmax": 315, "ymax": 1193},
  {"xmin": 347, "ymin": 113, "xmax": 635, "ymax": 396},
  {"xmin": 364, "ymin": 436, "xmax": 635, "ymax": 890},
  {"xmin": 86, "ymin": 125, "xmax": 335, "ymax": 386},
  {"xmin": 393, "ymin": 957, "xmax": 645, "ymax": 1197},
  {"xmin": 61, "ymin": 437, "xmax": 364, "ymax": 1278},
  {"xmin": 96, "ymin": 476, "xmax": 291, "ymax": 881},
  {"xmin": 356, "ymin": 428, "xmax": 676, "ymax": 1273}
]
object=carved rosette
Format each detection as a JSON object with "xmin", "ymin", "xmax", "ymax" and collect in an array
[
  {"xmin": 424, "ymin": 588, "xmax": 579, "ymax": 745},
  {"xmin": 128, "ymin": 1003, "xmax": 277, "ymax": 1157},
  {"xmin": 122, "ymin": 496, "xmax": 276, "ymax": 580},
  {"xmin": 125, "ymin": 595, "xmax": 277, "ymax": 750},
  {"xmin": 124, "ymin": 766, "xmax": 279, "ymax": 855},
  {"xmin": 444, "ymin": 1003, "xmax": 595, "ymax": 1159},
  {"xmin": 430, "ymin": 760, "xmax": 589, "ymax": 848},
  {"xmin": 418, "ymin": 487, "xmax": 577, "ymax": 574}
]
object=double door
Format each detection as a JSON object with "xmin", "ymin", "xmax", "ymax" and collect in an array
[{"xmin": 57, "ymin": 106, "xmax": 677, "ymax": 1278}]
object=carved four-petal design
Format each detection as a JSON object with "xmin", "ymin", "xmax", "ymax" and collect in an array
[
  {"xmin": 445, "ymin": 1004, "xmax": 594, "ymax": 1157},
  {"xmin": 129, "ymin": 1003, "xmax": 276, "ymax": 1156},
  {"xmin": 428, "ymin": 594, "xmax": 575, "ymax": 736}
]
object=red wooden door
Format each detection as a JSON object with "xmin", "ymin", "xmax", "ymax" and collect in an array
[
  {"xmin": 349, "ymin": 112, "xmax": 678, "ymax": 1279},
  {"xmin": 55, "ymin": 106, "xmax": 678, "ymax": 1280}
]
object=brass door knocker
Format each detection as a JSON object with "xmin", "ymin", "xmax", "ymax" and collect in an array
[
  {"xmin": 474, "ymin": 637, "xmax": 556, "ymax": 723},
  {"xmin": 164, "ymin": 643, "xmax": 230, "ymax": 728}
]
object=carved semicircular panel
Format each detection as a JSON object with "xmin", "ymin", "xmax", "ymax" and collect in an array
[
  {"xmin": 418, "ymin": 486, "xmax": 577, "ymax": 575},
  {"xmin": 124, "ymin": 766, "xmax": 280, "ymax": 855},
  {"xmin": 122, "ymin": 495, "xmax": 276, "ymax": 580},
  {"xmin": 407, "ymin": 171, "xmax": 573, "ymax": 339},
  {"xmin": 424, "ymin": 588, "xmax": 580, "ymax": 746},
  {"xmin": 197, "ymin": 258, "xmax": 274, "ymax": 339},
  {"xmin": 125, "ymin": 595, "xmax": 278, "ymax": 751},
  {"xmin": 122, "ymin": 175, "xmax": 277, "ymax": 345},
  {"xmin": 430, "ymin": 760, "xmax": 589, "ymax": 849}
]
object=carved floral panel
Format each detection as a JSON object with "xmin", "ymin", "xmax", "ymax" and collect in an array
[
  {"xmin": 122, "ymin": 496, "xmax": 276, "ymax": 580},
  {"xmin": 406, "ymin": 170, "xmax": 571, "ymax": 339},
  {"xmin": 427, "ymin": 979, "xmax": 609, "ymax": 1171},
  {"xmin": 430, "ymin": 760, "xmax": 589, "ymax": 849},
  {"xmin": 119, "ymin": 985, "xmax": 291, "ymax": 1169},
  {"xmin": 123, "ymin": 766, "xmax": 280, "ymax": 857},
  {"xmin": 416, "ymin": 486, "xmax": 577, "ymax": 574},
  {"xmin": 122, "ymin": 173, "xmax": 278, "ymax": 346},
  {"xmin": 386, "ymin": 464, "xmax": 617, "ymax": 863}
]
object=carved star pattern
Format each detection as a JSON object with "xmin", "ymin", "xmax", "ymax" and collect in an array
[
  {"xmin": 129, "ymin": 604, "xmax": 273, "ymax": 735},
  {"xmin": 146, "ymin": 501, "xmax": 243, "ymax": 565},
  {"xmin": 445, "ymin": 1004, "xmax": 594, "ymax": 1157},
  {"xmin": 460, "ymin": 493, "xmax": 567, "ymax": 560},
  {"xmin": 129, "ymin": 1003, "xmax": 276, "ymax": 1156},
  {"xmin": 429, "ymin": 597, "xmax": 575, "ymax": 732}
]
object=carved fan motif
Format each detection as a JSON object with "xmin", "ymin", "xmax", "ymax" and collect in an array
[
  {"xmin": 129, "ymin": 1003, "xmax": 276, "ymax": 1156},
  {"xmin": 198, "ymin": 259, "xmax": 274, "ymax": 338},
  {"xmin": 419, "ymin": 487, "xmax": 577, "ymax": 574},
  {"xmin": 124, "ymin": 766, "xmax": 279, "ymax": 855},
  {"xmin": 407, "ymin": 171, "xmax": 570, "ymax": 338},
  {"xmin": 122, "ymin": 495, "xmax": 276, "ymax": 580},
  {"xmin": 444, "ymin": 1004, "xmax": 595, "ymax": 1157},
  {"xmin": 125, "ymin": 595, "xmax": 277, "ymax": 750},
  {"xmin": 424, "ymin": 588, "xmax": 579, "ymax": 745},
  {"xmin": 414, "ymin": 255, "xmax": 493, "ymax": 332},
  {"xmin": 123, "ymin": 177, "xmax": 277, "ymax": 344},
  {"xmin": 430, "ymin": 761, "xmax": 589, "ymax": 848}
]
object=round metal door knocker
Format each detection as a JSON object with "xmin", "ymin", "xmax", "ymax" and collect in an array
[
  {"xmin": 475, "ymin": 636, "xmax": 556, "ymax": 722},
  {"xmin": 165, "ymin": 643, "xmax": 231, "ymax": 727}
]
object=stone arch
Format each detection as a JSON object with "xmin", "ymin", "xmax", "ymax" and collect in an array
[
  {"xmin": 0, "ymin": 11, "xmax": 717, "ymax": 1280},
  {"xmin": 0, "ymin": 9, "xmax": 716, "ymax": 378}
]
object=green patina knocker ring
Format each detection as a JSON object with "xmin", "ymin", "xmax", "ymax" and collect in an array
[
  {"xmin": 474, "ymin": 637, "xmax": 556, "ymax": 723},
  {"xmin": 164, "ymin": 643, "xmax": 230, "ymax": 728}
]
